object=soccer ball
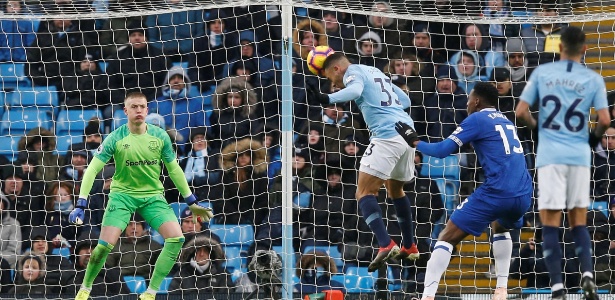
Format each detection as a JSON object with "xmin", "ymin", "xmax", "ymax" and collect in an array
[{"xmin": 306, "ymin": 46, "xmax": 335, "ymax": 76}]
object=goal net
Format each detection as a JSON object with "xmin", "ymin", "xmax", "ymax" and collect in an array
[{"xmin": 0, "ymin": 0, "xmax": 612, "ymax": 298}]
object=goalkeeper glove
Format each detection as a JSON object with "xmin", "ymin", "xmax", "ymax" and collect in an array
[
  {"xmin": 395, "ymin": 121, "xmax": 419, "ymax": 147},
  {"xmin": 185, "ymin": 194, "xmax": 214, "ymax": 223},
  {"xmin": 589, "ymin": 130, "xmax": 602, "ymax": 148},
  {"xmin": 69, "ymin": 198, "xmax": 87, "ymax": 225},
  {"xmin": 306, "ymin": 84, "xmax": 330, "ymax": 106}
]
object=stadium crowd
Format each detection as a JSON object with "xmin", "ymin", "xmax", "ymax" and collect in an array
[{"xmin": 0, "ymin": 0, "xmax": 613, "ymax": 296}]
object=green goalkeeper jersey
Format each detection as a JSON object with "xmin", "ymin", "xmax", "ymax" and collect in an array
[{"xmin": 94, "ymin": 124, "xmax": 176, "ymax": 197}]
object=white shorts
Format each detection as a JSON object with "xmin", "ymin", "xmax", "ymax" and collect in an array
[
  {"xmin": 537, "ymin": 164, "xmax": 590, "ymax": 210},
  {"xmin": 359, "ymin": 135, "xmax": 415, "ymax": 182}
]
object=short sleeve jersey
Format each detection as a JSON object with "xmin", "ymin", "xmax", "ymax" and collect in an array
[
  {"xmin": 330, "ymin": 64, "xmax": 414, "ymax": 139},
  {"xmin": 520, "ymin": 60, "xmax": 608, "ymax": 167},
  {"xmin": 95, "ymin": 124, "xmax": 176, "ymax": 196},
  {"xmin": 449, "ymin": 108, "xmax": 533, "ymax": 198}
]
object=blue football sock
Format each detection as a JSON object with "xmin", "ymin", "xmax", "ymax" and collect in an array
[
  {"xmin": 358, "ymin": 195, "xmax": 391, "ymax": 248},
  {"xmin": 571, "ymin": 226, "xmax": 593, "ymax": 275},
  {"xmin": 542, "ymin": 226, "xmax": 564, "ymax": 290},
  {"xmin": 392, "ymin": 196, "xmax": 415, "ymax": 248}
]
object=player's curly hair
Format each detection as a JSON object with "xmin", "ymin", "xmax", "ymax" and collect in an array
[{"xmin": 472, "ymin": 82, "xmax": 499, "ymax": 107}]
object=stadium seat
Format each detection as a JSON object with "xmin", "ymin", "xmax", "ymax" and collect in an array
[
  {"xmin": 157, "ymin": 277, "xmax": 173, "ymax": 294},
  {"xmin": 7, "ymin": 86, "xmax": 59, "ymax": 115},
  {"xmin": 98, "ymin": 61, "xmax": 108, "ymax": 73},
  {"xmin": 123, "ymin": 276, "xmax": 147, "ymax": 294},
  {"xmin": 0, "ymin": 63, "xmax": 28, "ymax": 89},
  {"xmin": 149, "ymin": 229, "xmax": 165, "ymax": 245},
  {"xmin": 420, "ymin": 154, "xmax": 461, "ymax": 179},
  {"xmin": 273, "ymin": 246, "xmax": 296, "ymax": 270},
  {"xmin": 0, "ymin": 135, "xmax": 21, "ymax": 161},
  {"xmin": 590, "ymin": 201, "xmax": 609, "ymax": 217},
  {"xmin": 169, "ymin": 202, "xmax": 188, "ymax": 220},
  {"xmin": 302, "ymin": 245, "xmax": 343, "ymax": 268},
  {"xmin": 0, "ymin": 108, "xmax": 52, "ymax": 135},
  {"xmin": 51, "ymin": 247, "xmax": 71, "ymax": 259},
  {"xmin": 56, "ymin": 109, "xmax": 102, "ymax": 136},
  {"xmin": 172, "ymin": 61, "xmax": 189, "ymax": 70},
  {"xmin": 223, "ymin": 246, "xmax": 243, "ymax": 271},
  {"xmin": 209, "ymin": 224, "xmax": 254, "ymax": 248},
  {"xmin": 56, "ymin": 135, "xmax": 86, "ymax": 156},
  {"xmin": 112, "ymin": 109, "xmax": 128, "ymax": 130}
]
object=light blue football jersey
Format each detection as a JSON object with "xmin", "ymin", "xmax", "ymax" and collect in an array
[
  {"xmin": 328, "ymin": 64, "xmax": 414, "ymax": 139},
  {"xmin": 520, "ymin": 60, "xmax": 608, "ymax": 167}
]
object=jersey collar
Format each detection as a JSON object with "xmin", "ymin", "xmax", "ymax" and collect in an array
[{"xmin": 480, "ymin": 108, "xmax": 497, "ymax": 112}]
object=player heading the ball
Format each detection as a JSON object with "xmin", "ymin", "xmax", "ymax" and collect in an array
[
  {"xmin": 307, "ymin": 52, "xmax": 418, "ymax": 272},
  {"xmin": 71, "ymin": 92, "xmax": 213, "ymax": 300}
]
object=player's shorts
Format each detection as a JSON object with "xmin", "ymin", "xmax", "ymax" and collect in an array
[
  {"xmin": 359, "ymin": 135, "xmax": 415, "ymax": 182},
  {"xmin": 537, "ymin": 164, "xmax": 590, "ymax": 210},
  {"xmin": 450, "ymin": 192, "xmax": 532, "ymax": 237},
  {"xmin": 102, "ymin": 192, "xmax": 178, "ymax": 231}
]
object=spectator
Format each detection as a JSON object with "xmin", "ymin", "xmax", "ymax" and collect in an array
[
  {"xmin": 106, "ymin": 214, "xmax": 163, "ymax": 279},
  {"xmin": 339, "ymin": 136, "xmax": 362, "ymax": 185},
  {"xmin": 354, "ymin": 31, "xmax": 387, "ymax": 70},
  {"xmin": 520, "ymin": 1, "xmax": 566, "ymax": 67},
  {"xmin": 17, "ymin": 127, "xmax": 63, "ymax": 183},
  {"xmin": 505, "ymin": 37, "xmax": 530, "ymax": 89},
  {"xmin": 320, "ymin": 10, "xmax": 353, "ymax": 53},
  {"xmin": 383, "ymin": 53, "xmax": 436, "ymax": 106},
  {"xmin": 178, "ymin": 207, "xmax": 221, "ymax": 244},
  {"xmin": 71, "ymin": 238, "xmax": 129, "ymax": 296},
  {"xmin": 179, "ymin": 127, "xmax": 222, "ymax": 201},
  {"xmin": 229, "ymin": 60, "xmax": 262, "ymax": 91},
  {"xmin": 62, "ymin": 53, "xmax": 107, "ymax": 110},
  {"xmin": 262, "ymin": 127, "xmax": 282, "ymax": 185},
  {"xmin": 69, "ymin": 118, "xmax": 103, "ymax": 157},
  {"xmin": 44, "ymin": 181, "xmax": 78, "ymax": 247},
  {"xmin": 294, "ymin": 251, "xmax": 345, "ymax": 295},
  {"xmin": 212, "ymin": 138, "xmax": 269, "ymax": 225},
  {"xmin": 106, "ymin": 25, "xmax": 170, "ymax": 116},
  {"xmin": 210, "ymin": 77, "xmax": 263, "ymax": 149},
  {"xmin": 189, "ymin": 9, "xmax": 240, "ymax": 92},
  {"xmin": 481, "ymin": 0, "xmax": 520, "ymax": 50},
  {"xmin": 409, "ymin": 23, "xmax": 446, "ymax": 65},
  {"xmin": 148, "ymin": 66, "xmax": 209, "ymax": 149},
  {"xmin": 99, "ymin": 17, "xmax": 144, "ymax": 58},
  {"xmin": 586, "ymin": 209, "xmax": 613, "ymax": 289},
  {"xmin": 351, "ymin": 1, "xmax": 410, "ymax": 58},
  {"xmin": 0, "ymin": 192, "xmax": 21, "ymax": 268},
  {"xmin": 295, "ymin": 124, "xmax": 326, "ymax": 166},
  {"xmin": 2, "ymin": 173, "xmax": 44, "ymax": 242},
  {"xmin": 292, "ymin": 18, "xmax": 327, "ymax": 72},
  {"xmin": 0, "ymin": 0, "xmax": 39, "ymax": 62},
  {"xmin": 592, "ymin": 127, "xmax": 615, "ymax": 202},
  {"xmin": 28, "ymin": 227, "xmax": 76, "ymax": 295},
  {"xmin": 452, "ymin": 50, "xmax": 483, "ymax": 94},
  {"xmin": 145, "ymin": 4, "xmax": 205, "ymax": 61},
  {"xmin": 222, "ymin": 30, "xmax": 276, "ymax": 87},
  {"xmin": 169, "ymin": 235, "xmax": 232, "ymax": 294},
  {"xmin": 58, "ymin": 147, "xmax": 90, "ymax": 193},
  {"xmin": 448, "ymin": 24, "xmax": 505, "ymax": 79},
  {"xmin": 9, "ymin": 253, "xmax": 47, "ymax": 295},
  {"xmin": 25, "ymin": 18, "xmax": 90, "ymax": 90},
  {"xmin": 420, "ymin": 65, "xmax": 468, "ymax": 142}
]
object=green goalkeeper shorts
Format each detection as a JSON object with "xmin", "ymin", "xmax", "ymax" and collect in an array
[{"xmin": 102, "ymin": 192, "xmax": 178, "ymax": 231}]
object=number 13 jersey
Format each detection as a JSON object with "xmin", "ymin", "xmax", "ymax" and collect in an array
[{"xmin": 520, "ymin": 60, "xmax": 608, "ymax": 168}]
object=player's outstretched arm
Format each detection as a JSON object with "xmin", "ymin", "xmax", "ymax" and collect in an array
[
  {"xmin": 69, "ymin": 157, "xmax": 106, "ymax": 225},
  {"xmin": 165, "ymin": 159, "xmax": 213, "ymax": 223},
  {"xmin": 395, "ymin": 121, "xmax": 458, "ymax": 158},
  {"xmin": 515, "ymin": 100, "xmax": 537, "ymax": 130}
]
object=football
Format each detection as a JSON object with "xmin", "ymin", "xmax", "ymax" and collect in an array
[{"xmin": 306, "ymin": 46, "xmax": 335, "ymax": 76}]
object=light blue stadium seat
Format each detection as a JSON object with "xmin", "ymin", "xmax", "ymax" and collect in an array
[
  {"xmin": 590, "ymin": 201, "xmax": 609, "ymax": 217},
  {"xmin": 0, "ymin": 92, "xmax": 5, "ymax": 117},
  {"xmin": 0, "ymin": 108, "xmax": 52, "ymax": 135},
  {"xmin": 56, "ymin": 135, "xmax": 85, "ymax": 156},
  {"xmin": 340, "ymin": 267, "xmax": 376, "ymax": 293},
  {"xmin": 273, "ymin": 245, "xmax": 296, "ymax": 270},
  {"xmin": 149, "ymin": 229, "xmax": 165, "ymax": 245},
  {"xmin": 420, "ymin": 154, "xmax": 461, "ymax": 180},
  {"xmin": 302, "ymin": 245, "xmax": 343, "ymax": 268},
  {"xmin": 51, "ymin": 247, "xmax": 71, "ymax": 259},
  {"xmin": 0, "ymin": 135, "xmax": 21, "ymax": 161},
  {"xmin": 98, "ymin": 61, "xmax": 108, "ymax": 73},
  {"xmin": 7, "ymin": 86, "xmax": 59, "ymax": 115},
  {"xmin": 157, "ymin": 277, "xmax": 173, "ymax": 294},
  {"xmin": 56, "ymin": 109, "xmax": 102, "ymax": 136},
  {"xmin": 230, "ymin": 268, "xmax": 246, "ymax": 283},
  {"xmin": 172, "ymin": 61, "xmax": 189, "ymax": 70},
  {"xmin": 223, "ymin": 246, "xmax": 243, "ymax": 271},
  {"xmin": 0, "ymin": 63, "xmax": 28, "ymax": 88},
  {"xmin": 209, "ymin": 224, "xmax": 254, "ymax": 248},
  {"xmin": 123, "ymin": 276, "xmax": 147, "ymax": 294},
  {"xmin": 112, "ymin": 109, "xmax": 128, "ymax": 130},
  {"xmin": 169, "ymin": 202, "xmax": 188, "ymax": 220}
]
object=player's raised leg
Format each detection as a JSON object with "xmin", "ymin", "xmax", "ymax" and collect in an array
[
  {"xmin": 356, "ymin": 171, "xmax": 399, "ymax": 272},
  {"xmin": 385, "ymin": 179, "xmax": 419, "ymax": 260}
]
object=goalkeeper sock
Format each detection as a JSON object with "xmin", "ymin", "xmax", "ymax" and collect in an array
[
  {"xmin": 82, "ymin": 240, "xmax": 114, "ymax": 289},
  {"xmin": 392, "ymin": 196, "xmax": 415, "ymax": 248},
  {"xmin": 422, "ymin": 241, "xmax": 453, "ymax": 298},
  {"xmin": 542, "ymin": 226, "xmax": 564, "ymax": 291},
  {"xmin": 148, "ymin": 236, "xmax": 185, "ymax": 291},
  {"xmin": 571, "ymin": 226, "xmax": 594, "ymax": 278},
  {"xmin": 492, "ymin": 232, "xmax": 512, "ymax": 288},
  {"xmin": 358, "ymin": 195, "xmax": 391, "ymax": 248}
]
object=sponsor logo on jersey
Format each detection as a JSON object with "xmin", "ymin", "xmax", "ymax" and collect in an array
[
  {"xmin": 125, "ymin": 159, "xmax": 159, "ymax": 166},
  {"xmin": 148, "ymin": 141, "xmax": 160, "ymax": 152},
  {"xmin": 345, "ymin": 75, "xmax": 355, "ymax": 85}
]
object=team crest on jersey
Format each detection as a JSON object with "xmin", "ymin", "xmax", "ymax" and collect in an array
[
  {"xmin": 95, "ymin": 145, "xmax": 103, "ymax": 154},
  {"xmin": 452, "ymin": 127, "xmax": 463, "ymax": 135},
  {"xmin": 345, "ymin": 75, "xmax": 355, "ymax": 85},
  {"xmin": 123, "ymin": 144, "xmax": 130, "ymax": 149},
  {"xmin": 148, "ymin": 141, "xmax": 159, "ymax": 151}
]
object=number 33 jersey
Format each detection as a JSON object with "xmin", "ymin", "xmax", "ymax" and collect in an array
[
  {"xmin": 449, "ymin": 108, "xmax": 533, "ymax": 198},
  {"xmin": 328, "ymin": 64, "xmax": 414, "ymax": 140},
  {"xmin": 520, "ymin": 60, "xmax": 608, "ymax": 168}
]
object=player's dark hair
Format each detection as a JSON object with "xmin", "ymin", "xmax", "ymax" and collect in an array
[
  {"xmin": 560, "ymin": 26, "xmax": 586, "ymax": 56},
  {"xmin": 322, "ymin": 52, "xmax": 348, "ymax": 70},
  {"xmin": 472, "ymin": 82, "xmax": 499, "ymax": 107}
]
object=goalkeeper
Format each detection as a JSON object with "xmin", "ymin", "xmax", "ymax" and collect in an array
[{"xmin": 70, "ymin": 92, "xmax": 213, "ymax": 300}]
